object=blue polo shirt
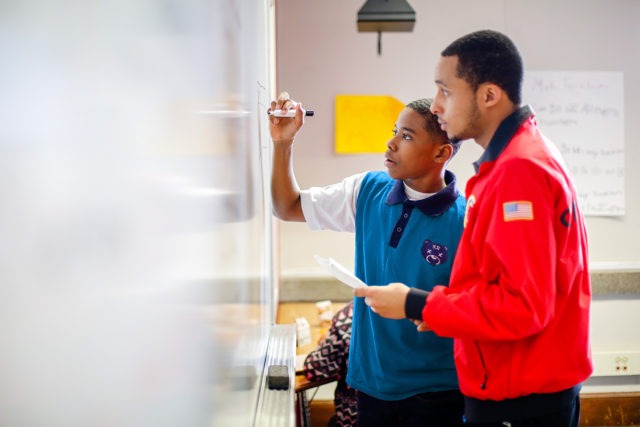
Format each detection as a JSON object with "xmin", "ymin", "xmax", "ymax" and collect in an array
[{"xmin": 347, "ymin": 170, "xmax": 466, "ymax": 400}]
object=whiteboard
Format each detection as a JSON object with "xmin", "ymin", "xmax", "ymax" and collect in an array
[{"xmin": 522, "ymin": 71, "xmax": 625, "ymax": 216}]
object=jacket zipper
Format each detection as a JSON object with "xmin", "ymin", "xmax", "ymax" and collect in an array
[{"xmin": 474, "ymin": 341, "xmax": 488, "ymax": 390}]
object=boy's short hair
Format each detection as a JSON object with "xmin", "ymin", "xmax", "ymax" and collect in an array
[{"xmin": 406, "ymin": 98, "xmax": 462, "ymax": 157}]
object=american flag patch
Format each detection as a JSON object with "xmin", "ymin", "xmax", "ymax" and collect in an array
[{"xmin": 503, "ymin": 201, "xmax": 533, "ymax": 221}]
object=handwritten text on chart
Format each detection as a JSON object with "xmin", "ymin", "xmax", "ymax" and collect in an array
[{"xmin": 523, "ymin": 71, "xmax": 625, "ymax": 216}]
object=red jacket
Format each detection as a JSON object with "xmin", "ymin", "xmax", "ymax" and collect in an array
[{"xmin": 424, "ymin": 109, "xmax": 593, "ymax": 401}]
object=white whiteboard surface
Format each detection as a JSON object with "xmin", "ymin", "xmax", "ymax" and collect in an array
[{"xmin": 523, "ymin": 71, "xmax": 625, "ymax": 216}]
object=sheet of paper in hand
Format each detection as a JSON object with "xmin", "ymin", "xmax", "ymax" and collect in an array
[{"xmin": 314, "ymin": 254, "xmax": 367, "ymax": 289}]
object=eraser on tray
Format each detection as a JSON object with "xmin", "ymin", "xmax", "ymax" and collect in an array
[{"xmin": 267, "ymin": 364, "xmax": 290, "ymax": 390}]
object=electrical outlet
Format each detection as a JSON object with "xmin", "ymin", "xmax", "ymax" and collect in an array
[
  {"xmin": 592, "ymin": 351, "xmax": 640, "ymax": 376},
  {"xmin": 615, "ymin": 356, "xmax": 629, "ymax": 373}
]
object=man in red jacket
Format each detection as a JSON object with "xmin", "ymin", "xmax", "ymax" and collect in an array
[{"xmin": 355, "ymin": 29, "xmax": 592, "ymax": 427}]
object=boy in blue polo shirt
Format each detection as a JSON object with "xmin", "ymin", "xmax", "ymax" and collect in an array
[{"xmin": 269, "ymin": 93, "xmax": 466, "ymax": 427}]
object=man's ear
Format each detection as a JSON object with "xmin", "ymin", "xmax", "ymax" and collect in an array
[{"xmin": 479, "ymin": 83, "xmax": 502, "ymax": 107}]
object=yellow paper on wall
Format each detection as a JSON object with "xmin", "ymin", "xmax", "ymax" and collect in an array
[{"xmin": 334, "ymin": 95, "xmax": 404, "ymax": 154}]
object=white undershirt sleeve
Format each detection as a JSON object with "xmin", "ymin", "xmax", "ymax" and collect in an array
[{"xmin": 299, "ymin": 172, "xmax": 366, "ymax": 232}]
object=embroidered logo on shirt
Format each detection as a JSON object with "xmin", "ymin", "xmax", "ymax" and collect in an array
[
  {"xmin": 503, "ymin": 201, "xmax": 534, "ymax": 222},
  {"xmin": 560, "ymin": 200, "xmax": 577, "ymax": 227},
  {"xmin": 464, "ymin": 195, "xmax": 476, "ymax": 228},
  {"xmin": 421, "ymin": 240, "xmax": 448, "ymax": 266}
]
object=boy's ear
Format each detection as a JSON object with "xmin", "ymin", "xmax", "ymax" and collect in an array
[{"xmin": 435, "ymin": 143, "xmax": 454, "ymax": 163}]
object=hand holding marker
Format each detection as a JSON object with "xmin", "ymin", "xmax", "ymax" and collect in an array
[
  {"xmin": 267, "ymin": 109, "xmax": 314, "ymax": 118},
  {"xmin": 268, "ymin": 91, "xmax": 314, "ymax": 119}
]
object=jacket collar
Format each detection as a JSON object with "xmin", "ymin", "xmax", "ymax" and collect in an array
[
  {"xmin": 386, "ymin": 170, "xmax": 459, "ymax": 216},
  {"xmin": 473, "ymin": 105, "xmax": 535, "ymax": 173}
]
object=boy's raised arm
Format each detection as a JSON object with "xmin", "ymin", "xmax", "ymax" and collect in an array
[{"xmin": 269, "ymin": 92, "xmax": 307, "ymax": 222}]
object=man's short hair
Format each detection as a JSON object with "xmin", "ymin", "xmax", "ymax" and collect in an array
[{"xmin": 441, "ymin": 29, "xmax": 524, "ymax": 105}]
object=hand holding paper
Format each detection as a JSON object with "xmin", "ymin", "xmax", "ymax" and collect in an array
[
  {"xmin": 314, "ymin": 255, "xmax": 367, "ymax": 289},
  {"xmin": 354, "ymin": 283, "xmax": 410, "ymax": 320}
]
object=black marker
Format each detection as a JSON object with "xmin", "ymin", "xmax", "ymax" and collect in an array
[{"xmin": 268, "ymin": 109, "xmax": 314, "ymax": 118}]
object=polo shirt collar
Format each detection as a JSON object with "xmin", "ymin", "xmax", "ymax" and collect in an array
[
  {"xmin": 473, "ymin": 105, "xmax": 534, "ymax": 173},
  {"xmin": 386, "ymin": 170, "xmax": 460, "ymax": 216}
]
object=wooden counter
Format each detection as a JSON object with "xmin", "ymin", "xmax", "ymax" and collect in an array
[{"xmin": 276, "ymin": 301, "xmax": 351, "ymax": 357}]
